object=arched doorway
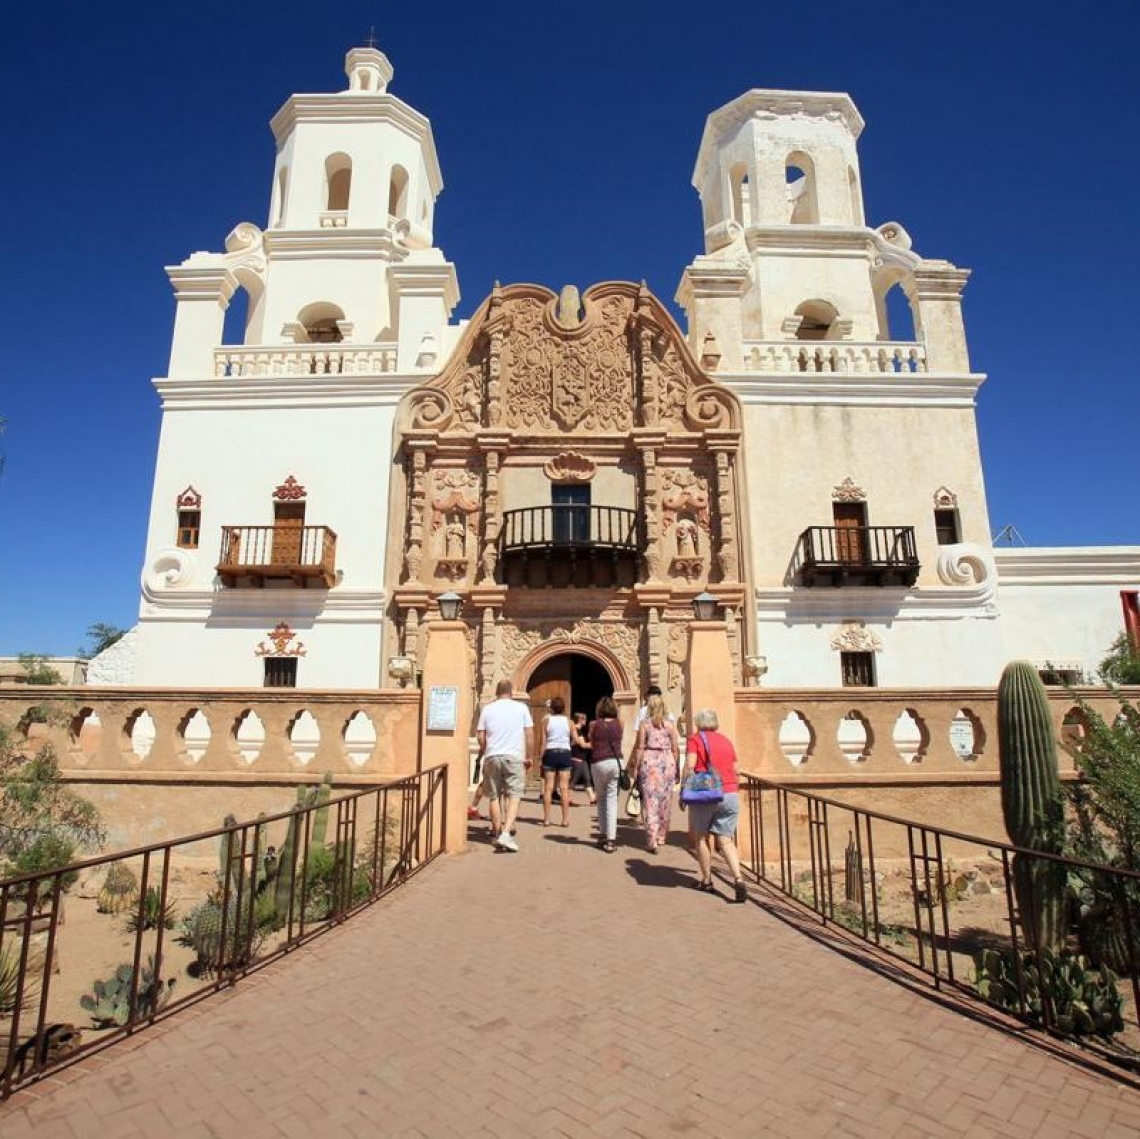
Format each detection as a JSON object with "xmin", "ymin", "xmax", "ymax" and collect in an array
[{"xmin": 525, "ymin": 653, "xmax": 613, "ymax": 731}]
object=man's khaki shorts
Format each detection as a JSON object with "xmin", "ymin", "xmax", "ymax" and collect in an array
[{"xmin": 481, "ymin": 754, "xmax": 526, "ymax": 800}]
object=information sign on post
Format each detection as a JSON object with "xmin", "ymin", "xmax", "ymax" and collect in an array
[{"xmin": 426, "ymin": 685, "xmax": 459, "ymax": 732}]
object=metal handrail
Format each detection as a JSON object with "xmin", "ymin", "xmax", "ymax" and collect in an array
[
  {"xmin": 798, "ymin": 525, "xmax": 919, "ymax": 568},
  {"xmin": 1, "ymin": 767, "xmax": 446, "ymax": 1097},
  {"xmin": 500, "ymin": 505, "xmax": 638, "ymax": 552},
  {"xmin": 741, "ymin": 774, "xmax": 1140, "ymax": 1070}
]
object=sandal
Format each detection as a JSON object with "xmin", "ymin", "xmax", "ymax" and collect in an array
[
  {"xmin": 602, "ymin": 841, "xmax": 616, "ymax": 854},
  {"xmin": 733, "ymin": 880, "xmax": 747, "ymax": 904},
  {"xmin": 692, "ymin": 880, "xmax": 715, "ymax": 893}
]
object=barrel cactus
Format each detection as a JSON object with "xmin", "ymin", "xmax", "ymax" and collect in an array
[
  {"xmin": 998, "ymin": 660, "xmax": 1067, "ymax": 951},
  {"xmin": 96, "ymin": 861, "xmax": 139, "ymax": 915}
]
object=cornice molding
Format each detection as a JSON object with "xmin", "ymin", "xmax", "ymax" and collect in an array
[
  {"xmin": 153, "ymin": 375, "xmax": 421, "ymax": 411},
  {"xmin": 993, "ymin": 546, "xmax": 1140, "ymax": 584},
  {"xmin": 717, "ymin": 372, "xmax": 986, "ymax": 408},
  {"xmin": 754, "ymin": 584, "xmax": 999, "ymax": 622},
  {"xmin": 263, "ymin": 229, "xmax": 410, "ymax": 261}
]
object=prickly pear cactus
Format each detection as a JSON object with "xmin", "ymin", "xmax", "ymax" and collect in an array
[
  {"xmin": 998, "ymin": 661, "xmax": 1067, "ymax": 951},
  {"xmin": 96, "ymin": 862, "xmax": 139, "ymax": 915}
]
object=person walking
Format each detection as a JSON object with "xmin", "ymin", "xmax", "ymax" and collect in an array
[
  {"xmin": 569, "ymin": 711, "xmax": 595, "ymax": 805},
  {"xmin": 588, "ymin": 696, "xmax": 625, "ymax": 853},
  {"xmin": 682, "ymin": 708, "xmax": 747, "ymax": 902},
  {"xmin": 628, "ymin": 692, "xmax": 679, "ymax": 853},
  {"xmin": 539, "ymin": 695, "xmax": 574, "ymax": 827},
  {"xmin": 476, "ymin": 679, "xmax": 534, "ymax": 852}
]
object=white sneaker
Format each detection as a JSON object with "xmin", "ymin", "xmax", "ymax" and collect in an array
[{"xmin": 496, "ymin": 831, "xmax": 519, "ymax": 853}]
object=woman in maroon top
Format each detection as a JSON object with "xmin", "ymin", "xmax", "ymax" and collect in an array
[
  {"xmin": 682, "ymin": 707, "xmax": 747, "ymax": 902},
  {"xmin": 588, "ymin": 695, "xmax": 625, "ymax": 853}
]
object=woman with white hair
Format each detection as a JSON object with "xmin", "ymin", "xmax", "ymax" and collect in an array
[{"xmin": 682, "ymin": 708, "xmax": 747, "ymax": 903}]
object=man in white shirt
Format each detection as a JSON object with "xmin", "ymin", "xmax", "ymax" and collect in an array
[{"xmin": 476, "ymin": 679, "xmax": 534, "ymax": 852}]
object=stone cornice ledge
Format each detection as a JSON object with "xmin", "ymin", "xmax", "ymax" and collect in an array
[
  {"xmin": 139, "ymin": 589, "xmax": 387, "ymax": 614},
  {"xmin": 719, "ymin": 372, "xmax": 986, "ymax": 408},
  {"xmin": 153, "ymin": 375, "xmax": 423, "ymax": 410},
  {"xmin": 754, "ymin": 585, "xmax": 998, "ymax": 621},
  {"xmin": 994, "ymin": 546, "xmax": 1140, "ymax": 584}
]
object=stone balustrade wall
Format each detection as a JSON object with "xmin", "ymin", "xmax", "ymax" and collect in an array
[
  {"xmin": 214, "ymin": 343, "xmax": 398, "ymax": 377},
  {"xmin": 740, "ymin": 340, "xmax": 927, "ymax": 374}
]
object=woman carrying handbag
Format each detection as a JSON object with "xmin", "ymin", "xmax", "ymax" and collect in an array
[
  {"xmin": 681, "ymin": 708, "xmax": 747, "ymax": 902},
  {"xmin": 588, "ymin": 695, "xmax": 625, "ymax": 853},
  {"xmin": 628, "ymin": 693, "xmax": 679, "ymax": 853}
]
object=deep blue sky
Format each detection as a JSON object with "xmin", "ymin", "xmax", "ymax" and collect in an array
[{"xmin": 1, "ymin": 1, "xmax": 1137, "ymax": 656}]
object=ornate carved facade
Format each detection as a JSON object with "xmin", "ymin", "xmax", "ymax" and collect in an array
[{"xmin": 388, "ymin": 282, "xmax": 750, "ymax": 706}]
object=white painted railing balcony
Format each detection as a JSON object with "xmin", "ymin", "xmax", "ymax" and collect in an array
[
  {"xmin": 740, "ymin": 341, "xmax": 927, "ymax": 374},
  {"xmin": 214, "ymin": 343, "xmax": 398, "ymax": 377}
]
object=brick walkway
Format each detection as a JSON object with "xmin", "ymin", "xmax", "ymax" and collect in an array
[{"xmin": 5, "ymin": 796, "xmax": 1140, "ymax": 1138}]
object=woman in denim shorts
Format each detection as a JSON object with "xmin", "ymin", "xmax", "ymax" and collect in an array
[
  {"xmin": 540, "ymin": 695, "xmax": 574, "ymax": 827},
  {"xmin": 682, "ymin": 708, "xmax": 747, "ymax": 903}
]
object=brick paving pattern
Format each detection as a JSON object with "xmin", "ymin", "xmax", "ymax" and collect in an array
[{"xmin": 6, "ymin": 796, "xmax": 1140, "ymax": 1137}]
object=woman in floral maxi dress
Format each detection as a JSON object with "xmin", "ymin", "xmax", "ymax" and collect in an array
[{"xmin": 630, "ymin": 694, "xmax": 679, "ymax": 853}]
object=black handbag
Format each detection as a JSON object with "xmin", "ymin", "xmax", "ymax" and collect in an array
[{"xmin": 617, "ymin": 761, "xmax": 631, "ymax": 792}]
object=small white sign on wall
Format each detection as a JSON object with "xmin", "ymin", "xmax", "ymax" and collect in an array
[{"xmin": 426, "ymin": 685, "xmax": 459, "ymax": 732}]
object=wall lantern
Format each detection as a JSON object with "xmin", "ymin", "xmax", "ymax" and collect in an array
[
  {"xmin": 691, "ymin": 591, "xmax": 720, "ymax": 621},
  {"xmin": 437, "ymin": 591, "xmax": 463, "ymax": 621}
]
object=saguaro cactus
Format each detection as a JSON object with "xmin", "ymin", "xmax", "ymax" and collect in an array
[{"xmin": 998, "ymin": 660, "xmax": 1067, "ymax": 951}]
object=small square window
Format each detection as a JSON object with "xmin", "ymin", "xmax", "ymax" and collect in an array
[
  {"xmin": 264, "ymin": 657, "xmax": 297, "ymax": 688},
  {"xmin": 841, "ymin": 651, "xmax": 876, "ymax": 687},
  {"xmin": 177, "ymin": 509, "xmax": 201, "ymax": 549},
  {"xmin": 934, "ymin": 508, "xmax": 960, "ymax": 546}
]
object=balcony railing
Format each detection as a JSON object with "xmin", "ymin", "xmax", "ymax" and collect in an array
[
  {"xmin": 741, "ymin": 341, "xmax": 927, "ymax": 375},
  {"xmin": 797, "ymin": 525, "xmax": 919, "ymax": 587},
  {"xmin": 501, "ymin": 505, "xmax": 638, "ymax": 552},
  {"xmin": 217, "ymin": 525, "xmax": 337, "ymax": 588},
  {"xmin": 214, "ymin": 344, "xmax": 398, "ymax": 378}
]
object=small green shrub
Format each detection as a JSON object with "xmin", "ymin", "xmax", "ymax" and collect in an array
[{"xmin": 124, "ymin": 886, "xmax": 178, "ymax": 932}]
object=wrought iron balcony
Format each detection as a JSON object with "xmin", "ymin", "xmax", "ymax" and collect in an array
[
  {"xmin": 797, "ymin": 525, "xmax": 920, "ymax": 588},
  {"xmin": 217, "ymin": 525, "xmax": 337, "ymax": 588},
  {"xmin": 499, "ymin": 506, "xmax": 639, "ymax": 588}
]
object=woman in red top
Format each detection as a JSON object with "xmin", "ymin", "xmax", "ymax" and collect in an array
[{"xmin": 682, "ymin": 707, "xmax": 747, "ymax": 903}]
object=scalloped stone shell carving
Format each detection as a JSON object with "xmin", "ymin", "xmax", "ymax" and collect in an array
[{"xmin": 543, "ymin": 451, "xmax": 596, "ymax": 482}]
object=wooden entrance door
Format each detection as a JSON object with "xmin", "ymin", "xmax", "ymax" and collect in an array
[
  {"xmin": 526, "ymin": 657, "xmax": 572, "ymax": 747},
  {"xmin": 272, "ymin": 502, "xmax": 305, "ymax": 565},
  {"xmin": 833, "ymin": 502, "xmax": 867, "ymax": 564}
]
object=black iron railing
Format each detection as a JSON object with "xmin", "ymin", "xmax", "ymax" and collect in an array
[
  {"xmin": 216, "ymin": 525, "xmax": 337, "ymax": 587},
  {"xmin": 1, "ymin": 767, "xmax": 445, "ymax": 1097},
  {"xmin": 797, "ymin": 525, "xmax": 919, "ymax": 587},
  {"xmin": 500, "ymin": 505, "xmax": 638, "ymax": 552},
  {"xmin": 741, "ymin": 776, "xmax": 1140, "ymax": 1068}
]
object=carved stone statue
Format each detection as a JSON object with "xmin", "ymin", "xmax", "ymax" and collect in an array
[
  {"xmin": 675, "ymin": 517, "xmax": 699, "ymax": 558},
  {"xmin": 445, "ymin": 518, "xmax": 467, "ymax": 560}
]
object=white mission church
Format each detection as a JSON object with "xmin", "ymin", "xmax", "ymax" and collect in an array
[{"xmin": 89, "ymin": 44, "xmax": 1139, "ymax": 715}]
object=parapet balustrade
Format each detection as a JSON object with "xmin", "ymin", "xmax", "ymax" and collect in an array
[
  {"xmin": 733, "ymin": 687, "xmax": 1125, "ymax": 777},
  {"xmin": 0, "ymin": 688, "xmax": 421, "ymax": 779},
  {"xmin": 213, "ymin": 343, "xmax": 398, "ymax": 378},
  {"xmin": 740, "ymin": 340, "xmax": 927, "ymax": 374}
]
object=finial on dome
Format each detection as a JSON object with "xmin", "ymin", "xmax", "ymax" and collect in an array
[{"xmin": 345, "ymin": 44, "xmax": 393, "ymax": 94}]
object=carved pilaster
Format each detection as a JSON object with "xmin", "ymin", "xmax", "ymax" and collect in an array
[
  {"xmin": 724, "ymin": 604, "xmax": 741, "ymax": 684},
  {"xmin": 487, "ymin": 284, "xmax": 504, "ymax": 427},
  {"xmin": 479, "ymin": 606, "xmax": 497, "ymax": 701},
  {"xmin": 404, "ymin": 607, "xmax": 423, "ymax": 669},
  {"xmin": 712, "ymin": 447, "xmax": 739, "ymax": 582},
  {"xmin": 404, "ymin": 441, "xmax": 435, "ymax": 583},
  {"xmin": 478, "ymin": 445, "xmax": 506, "ymax": 584},
  {"xmin": 646, "ymin": 605, "xmax": 662, "ymax": 688},
  {"xmin": 635, "ymin": 285, "xmax": 660, "ymax": 426}
]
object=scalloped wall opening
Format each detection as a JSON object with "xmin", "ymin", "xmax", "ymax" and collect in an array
[
  {"xmin": 343, "ymin": 710, "xmax": 377, "ymax": 767},
  {"xmin": 1061, "ymin": 707, "xmax": 1090, "ymax": 754},
  {"xmin": 288, "ymin": 709, "xmax": 321, "ymax": 765},
  {"xmin": 69, "ymin": 707, "xmax": 101, "ymax": 759},
  {"xmin": 949, "ymin": 709, "xmax": 983, "ymax": 762},
  {"xmin": 892, "ymin": 708, "xmax": 928, "ymax": 765},
  {"xmin": 778, "ymin": 710, "xmax": 814, "ymax": 767},
  {"xmin": 837, "ymin": 710, "xmax": 872, "ymax": 765},
  {"xmin": 177, "ymin": 709, "xmax": 210, "ymax": 764},
  {"xmin": 234, "ymin": 708, "xmax": 265, "ymax": 765},
  {"xmin": 125, "ymin": 708, "xmax": 156, "ymax": 762}
]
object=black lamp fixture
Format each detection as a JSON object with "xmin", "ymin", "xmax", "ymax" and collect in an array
[
  {"xmin": 437, "ymin": 591, "xmax": 463, "ymax": 621},
  {"xmin": 692, "ymin": 591, "xmax": 720, "ymax": 621}
]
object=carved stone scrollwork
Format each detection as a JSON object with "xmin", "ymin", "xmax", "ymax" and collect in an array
[
  {"xmin": 684, "ymin": 385, "xmax": 736, "ymax": 431},
  {"xmin": 936, "ymin": 542, "xmax": 995, "ymax": 589},
  {"xmin": 933, "ymin": 485, "xmax": 958, "ymax": 508},
  {"xmin": 407, "ymin": 389, "xmax": 454, "ymax": 431},
  {"xmin": 499, "ymin": 619, "xmax": 640, "ymax": 690},
  {"xmin": 832, "ymin": 477, "xmax": 866, "ymax": 503},
  {"xmin": 544, "ymin": 451, "xmax": 596, "ymax": 482},
  {"xmin": 829, "ymin": 622, "xmax": 883, "ymax": 653},
  {"xmin": 176, "ymin": 485, "xmax": 202, "ymax": 509}
]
